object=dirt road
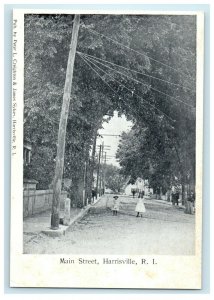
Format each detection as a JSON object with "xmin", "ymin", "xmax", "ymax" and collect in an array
[{"xmin": 24, "ymin": 195, "xmax": 195, "ymax": 255}]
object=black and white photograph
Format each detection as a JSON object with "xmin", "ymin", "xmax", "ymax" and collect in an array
[{"xmin": 10, "ymin": 9, "xmax": 204, "ymax": 289}]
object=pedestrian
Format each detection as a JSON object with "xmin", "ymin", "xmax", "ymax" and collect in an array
[
  {"xmin": 135, "ymin": 195, "xmax": 146, "ymax": 217},
  {"xmin": 186, "ymin": 191, "xmax": 195, "ymax": 214},
  {"xmin": 112, "ymin": 195, "xmax": 120, "ymax": 216},
  {"xmin": 175, "ymin": 191, "xmax": 179, "ymax": 205},
  {"xmin": 138, "ymin": 190, "xmax": 145, "ymax": 198},
  {"xmin": 132, "ymin": 189, "xmax": 136, "ymax": 198},
  {"xmin": 91, "ymin": 188, "xmax": 96, "ymax": 203},
  {"xmin": 172, "ymin": 192, "xmax": 176, "ymax": 205}
]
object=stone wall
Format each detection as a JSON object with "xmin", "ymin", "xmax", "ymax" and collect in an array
[{"xmin": 23, "ymin": 189, "xmax": 67, "ymax": 218}]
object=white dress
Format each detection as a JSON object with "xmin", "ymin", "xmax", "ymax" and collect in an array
[
  {"xmin": 135, "ymin": 198, "xmax": 146, "ymax": 213},
  {"xmin": 112, "ymin": 199, "xmax": 120, "ymax": 211}
]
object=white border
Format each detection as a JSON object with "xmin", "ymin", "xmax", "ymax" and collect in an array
[
  {"xmin": 10, "ymin": 9, "xmax": 204, "ymax": 289},
  {"xmin": 1, "ymin": 0, "xmax": 212, "ymax": 298}
]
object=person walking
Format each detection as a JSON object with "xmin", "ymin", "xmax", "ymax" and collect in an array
[
  {"xmin": 135, "ymin": 195, "xmax": 146, "ymax": 217},
  {"xmin": 175, "ymin": 191, "xmax": 179, "ymax": 205},
  {"xmin": 91, "ymin": 188, "xmax": 97, "ymax": 203},
  {"xmin": 138, "ymin": 190, "xmax": 145, "ymax": 199},
  {"xmin": 186, "ymin": 191, "xmax": 195, "ymax": 214},
  {"xmin": 112, "ymin": 195, "xmax": 120, "ymax": 216},
  {"xmin": 132, "ymin": 189, "xmax": 136, "ymax": 198}
]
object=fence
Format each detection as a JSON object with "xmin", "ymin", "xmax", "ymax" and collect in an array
[{"xmin": 23, "ymin": 189, "xmax": 67, "ymax": 218}]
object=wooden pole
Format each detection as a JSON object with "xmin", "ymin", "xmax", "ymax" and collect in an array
[
  {"xmin": 99, "ymin": 142, "xmax": 104, "ymax": 195},
  {"xmin": 96, "ymin": 145, "xmax": 102, "ymax": 198},
  {"xmin": 103, "ymin": 151, "xmax": 107, "ymax": 194},
  {"xmin": 88, "ymin": 129, "xmax": 98, "ymax": 203},
  {"xmin": 51, "ymin": 14, "xmax": 80, "ymax": 229}
]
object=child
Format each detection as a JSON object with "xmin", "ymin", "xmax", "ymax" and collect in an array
[
  {"xmin": 135, "ymin": 195, "xmax": 146, "ymax": 217},
  {"xmin": 112, "ymin": 195, "xmax": 120, "ymax": 216}
]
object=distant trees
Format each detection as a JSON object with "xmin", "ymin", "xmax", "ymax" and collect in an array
[{"xmin": 104, "ymin": 164, "xmax": 127, "ymax": 193}]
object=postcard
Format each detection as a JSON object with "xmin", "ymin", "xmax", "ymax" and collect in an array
[{"xmin": 10, "ymin": 9, "xmax": 204, "ymax": 288}]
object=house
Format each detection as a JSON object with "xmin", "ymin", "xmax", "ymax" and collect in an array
[{"xmin": 124, "ymin": 178, "xmax": 153, "ymax": 196}]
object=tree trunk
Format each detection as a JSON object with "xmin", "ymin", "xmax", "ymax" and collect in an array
[
  {"xmin": 181, "ymin": 183, "xmax": 185, "ymax": 206},
  {"xmin": 70, "ymin": 176, "xmax": 83, "ymax": 208},
  {"xmin": 82, "ymin": 161, "xmax": 87, "ymax": 207},
  {"xmin": 51, "ymin": 14, "xmax": 80, "ymax": 229},
  {"xmin": 83, "ymin": 146, "xmax": 91, "ymax": 206}
]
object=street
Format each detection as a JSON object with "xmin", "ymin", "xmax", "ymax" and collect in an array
[{"xmin": 24, "ymin": 195, "xmax": 195, "ymax": 255}]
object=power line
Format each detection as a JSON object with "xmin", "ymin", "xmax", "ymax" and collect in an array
[
  {"xmin": 100, "ymin": 134, "xmax": 121, "ymax": 137},
  {"xmin": 79, "ymin": 52, "xmax": 119, "ymax": 96},
  {"xmin": 80, "ymin": 25, "xmax": 194, "ymax": 80},
  {"xmin": 80, "ymin": 53, "xmax": 175, "ymax": 122},
  {"xmin": 77, "ymin": 51, "xmax": 193, "ymax": 91},
  {"xmin": 78, "ymin": 53, "xmax": 175, "ymax": 123},
  {"xmin": 80, "ymin": 52, "xmax": 195, "ymax": 109}
]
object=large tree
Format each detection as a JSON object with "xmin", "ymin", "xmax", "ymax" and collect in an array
[{"xmin": 24, "ymin": 14, "xmax": 196, "ymax": 207}]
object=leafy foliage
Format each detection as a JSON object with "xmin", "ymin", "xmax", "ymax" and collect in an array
[
  {"xmin": 104, "ymin": 164, "xmax": 127, "ymax": 193},
  {"xmin": 24, "ymin": 14, "xmax": 196, "ymax": 199}
]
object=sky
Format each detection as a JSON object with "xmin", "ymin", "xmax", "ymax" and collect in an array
[{"xmin": 96, "ymin": 111, "xmax": 132, "ymax": 167}]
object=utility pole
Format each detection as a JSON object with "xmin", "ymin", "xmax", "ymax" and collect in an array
[
  {"xmin": 99, "ymin": 142, "xmax": 104, "ymax": 196},
  {"xmin": 51, "ymin": 14, "xmax": 80, "ymax": 230},
  {"xmin": 103, "ymin": 151, "xmax": 107, "ymax": 194},
  {"xmin": 96, "ymin": 145, "xmax": 102, "ymax": 198}
]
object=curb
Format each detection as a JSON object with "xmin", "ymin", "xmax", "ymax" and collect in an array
[
  {"xmin": 67, "ymin": 196, "xmax": 103, "ymax": 227},
  {"xmin": 42, "ymin": 197, "xmax": 102, "ymax": 237}
]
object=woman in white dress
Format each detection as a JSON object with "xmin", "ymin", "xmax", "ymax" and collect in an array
[{"xmin": 135, "ymin": 195, "xmax": 146, "ymax": 217}]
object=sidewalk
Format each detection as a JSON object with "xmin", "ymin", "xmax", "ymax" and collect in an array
[{"xmin": 23, "ymin": 196, "xmax": 103, "ymax": 241}]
